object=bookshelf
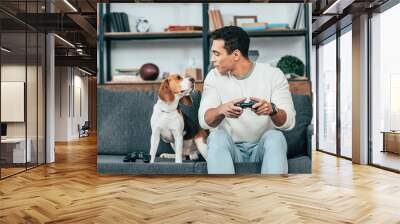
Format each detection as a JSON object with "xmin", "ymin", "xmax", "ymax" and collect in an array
[
  {"xmin": 104, "ymin": 31, "xmax": 203, "ymax": 40},
  {"xmin": 98, "ymin": 3, "xmax": 311, "ymax": 85}
]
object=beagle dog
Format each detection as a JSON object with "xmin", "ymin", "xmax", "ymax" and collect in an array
[{"xmin": 149, "ymin": 74, "xmax": 208, "ymax": 163}]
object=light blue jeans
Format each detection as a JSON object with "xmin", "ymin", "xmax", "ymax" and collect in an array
[{"xmin": 207, "ymin": 129, "xmax": 288, "ymax": 174}]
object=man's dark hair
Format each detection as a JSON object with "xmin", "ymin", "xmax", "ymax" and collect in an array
[{"xmin": 211, "ymin": 26, "xmax": 250, "ymax": 58}]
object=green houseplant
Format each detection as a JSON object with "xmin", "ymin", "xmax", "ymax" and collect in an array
[{"xmin": 276, "ymin": 55, "xmax": 305, "ymax": 79}]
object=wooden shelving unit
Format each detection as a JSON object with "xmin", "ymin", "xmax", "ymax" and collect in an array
[
  {"xmin": 97, "ymin": 3, "xmax": 311, "ymax": 85},
  {"xmin": 104, "ymin": 29, "xmax": 307, "ymax": 40},
  {"xmin": 104, "ymin": 31, "xmax": 203, "ymax": 40}
]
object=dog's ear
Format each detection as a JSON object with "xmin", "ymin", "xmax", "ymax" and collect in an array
[
  {"xmin": 179, "ymin": 95, "xmax": 192, "ymax": 106},
  {"xmin": 159, "ymin": 79, "xmax": 175, "ymax": 103}
]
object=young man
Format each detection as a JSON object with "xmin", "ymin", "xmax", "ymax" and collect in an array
[{"xmin": 198, "ymin": 26, "xmax": 296, "ymax": 174}]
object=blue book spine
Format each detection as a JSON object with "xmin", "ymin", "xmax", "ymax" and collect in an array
[
  {"xmin": 267, "ymin": 23, "xmax": 289, "ymax": 28},
  {"xmin": 241, "ymin": 26, "xmax": 267, "ymax": 31}
]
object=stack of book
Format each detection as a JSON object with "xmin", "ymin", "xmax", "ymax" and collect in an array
[
  {"xmin": 164, "ymin": 25, "xmax": 202, "ymax": 32},
  {"xmin": 240, "ymin": 22, "xmax": 268, "ymax": 31},
  {"xmin": 106, "ymin": 12, "xmax": 130, "ymax": 32},
  {"xmin": 266, "ymin": 23, "xmax": 290, "ymax": 30},
  {"xmin": 209, "ymin": 9, "xmax": 223, "ymax": 30},
  {"xmin": 111, "ymin": 68, "xmax": 142, "ymax": 83}
]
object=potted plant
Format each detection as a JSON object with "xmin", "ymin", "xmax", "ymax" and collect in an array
[{"xmin": 276, "ymin": 55, "xmax": 305, "ymax": 79}]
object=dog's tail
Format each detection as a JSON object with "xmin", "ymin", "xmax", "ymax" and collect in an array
[{"xmin": 194, "ymin": 129, "xmax": 208, "ymax": 161}]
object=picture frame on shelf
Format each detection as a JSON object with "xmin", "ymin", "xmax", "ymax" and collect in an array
[{"xmin": 233, "ymin": 16, "xmax": 257, "ymax": 27}]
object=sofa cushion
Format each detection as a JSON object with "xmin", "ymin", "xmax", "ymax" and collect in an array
[
  {"xmin": 193, "ymin": 155, "xmax": 311, "ymax": 174},
  {"xmin": 97, "ymin": 155, "xmax": 311, "ymax": 174},
  {"xmin": 97, "ymin": 87, "xmax": 203, "ymax": 156},
  {"xmin": 283, "ymin": 94, "xmax": 313, "ymax": 158},
  {"xmin": 98, "ymin": 88, "xmax": 155, "ymax": 155},
  {"xmin": 97, "ymin": 155, "xmax": 196, "ymax": 174}
]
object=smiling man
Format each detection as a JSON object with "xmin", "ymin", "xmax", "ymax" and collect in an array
[{"xmin": 198, "ymin": 26, "xmax": 296, "ymax": 174}]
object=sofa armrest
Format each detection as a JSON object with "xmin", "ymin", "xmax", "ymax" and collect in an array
[{"xmin": 306, "ymin": 124, "xmax": 314, "ymax": 159}]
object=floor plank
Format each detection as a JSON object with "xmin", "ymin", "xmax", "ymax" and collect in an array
[{"xmin": 0, "ymin": 135, "xmax": 400, "ymax": 223}]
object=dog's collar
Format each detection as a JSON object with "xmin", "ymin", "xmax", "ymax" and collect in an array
[{"xmin": 157, "ymin": 100, "xmax": 181, "ymax": 113}]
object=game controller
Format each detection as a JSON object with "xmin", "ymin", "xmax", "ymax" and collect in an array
[
  {"xmin": 235, "ymin": 100, "xmax": 257, "ymax": 108},
  {"xmin": 123, "ymin": 152, "xmax": 151, "ymax": 163},
  {"xmin": 137, "ymin": 152, "xmax": 151, "ymax": 163}
]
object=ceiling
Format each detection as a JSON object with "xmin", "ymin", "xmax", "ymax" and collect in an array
[
  {"xmin": 311, "ymin": 0, "xmax": 390, "ymax": 44},
  {"xmin": 0, "ymin": 0, "xmax": 97, "ymax": 74}
]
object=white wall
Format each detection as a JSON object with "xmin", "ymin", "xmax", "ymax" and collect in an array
[
  {"xmin": 72, "ymin": 73, "xmax": 89, "ymax": 138},
  {"xmin": 55, "ymin": 67, "xmax": 68, "ymax": 141},
  {"xmin": 109, "ymin": 3, "xmax": 306, "ymax": 78},
  {"xmin": 55, "ymin": 67, "xmax": 89, "ymax": 141}
]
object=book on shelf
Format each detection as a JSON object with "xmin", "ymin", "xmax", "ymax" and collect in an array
[
  {"xmin": 241, "ymin": 22, "xmax": 268, "ymax": 27},
  {"xmin": 112, "ymin": 68, "xmax": 141, "ymax": 83},
  {"xmin": 242, "ymin": 26, "xmax": 268, "ymax": 31},
  {"xmin": 266, "ymin": 27, "xmax": 290, "ymax": 31},
  {"xmin": 111, "ymin": 75, "xmax": 143, "ymax": 83},
  {"xmin": 240, "ymin": 22, "xmax": 268, "ymax": 31},
  {"xmin": 266, "ymin": 23, "xmax": 290, "ymax": 30},
  {"xmin": 120, "ymin": 13, "xmax": 129, "ymax": 32},
  {"xmin": 209, "ymin": 9, "xmax": 223, "ymax": 30},
  {"xmin": 208, "ymin": 10, "xmax": 216, "ymax": 30},
  {"xmin": 115, "ymin": 68, "xmax": 139, "ymax": 74},
  {"xmin": 164, "ymin": 25, "xmax": 202, "ymax": 32},
  {"xmin": 115, "ymin": 13, "xmax": 124, "ymax": 32},
  {"xmin": 216, "ymin": 10, "xmax": 223, "ymax": 29},
  {"xmin": 106, "ymin": 12, "xmax": 130, "ymax": 32}
]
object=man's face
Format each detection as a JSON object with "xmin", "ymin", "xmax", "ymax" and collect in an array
[{"xmin": 210, "ymin": 39, "xmax": 235, "ymax": 75}]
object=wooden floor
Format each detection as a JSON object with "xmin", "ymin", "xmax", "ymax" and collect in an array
[
  {"xmin": 372, "ymin": 150, "xmax": 400, "ymax": 171},
  {"xmin": 1, "ymin": 167, "xmax": 26, "ymax": 178},
  {"xmin": 1, "ymin": 135, "xmax": 400, "ymax": 223}
]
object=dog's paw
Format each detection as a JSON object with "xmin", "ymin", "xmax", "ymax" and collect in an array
[
  {"xmin": 189, "ymin": 153, "xmax": 199, "ymax": 161},
  {"xmin": 160, "ymin": 153, "xmax": 175, "ymax": 159},
  {"xmin": 175, "ymin": 159, "xmax": 183, "ymax": 164}
]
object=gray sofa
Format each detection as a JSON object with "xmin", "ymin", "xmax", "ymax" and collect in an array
[{"xmin": 97, "ymin": 86, "xmax": 313, "ymax": 174}]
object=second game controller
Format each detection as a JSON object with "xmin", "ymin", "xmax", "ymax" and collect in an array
[
  {"xmin": 137, "ymin": 152, "xmax": 151, "ymax": 163},
  {"xmin": 123, "ymin": 152, "xmax": 151, "ymax": 163}
]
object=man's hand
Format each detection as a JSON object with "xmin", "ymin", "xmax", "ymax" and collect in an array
[
  {"xmin": 249, "ymin": 97, "xmax": 274, "ymax": 116},
  {"xmin": 217, "ymin": 98, "xmax": 246, "ymax": 118}
]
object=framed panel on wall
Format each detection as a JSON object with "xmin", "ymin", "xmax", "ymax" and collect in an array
[{"xmin": 1, "ymin": 82, "xmax": 25, "ymax": 122}]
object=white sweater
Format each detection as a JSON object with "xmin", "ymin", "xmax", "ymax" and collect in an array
[{"xmin": 198, "ymin": 62, "xmax": 296, "ymax": 143}]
